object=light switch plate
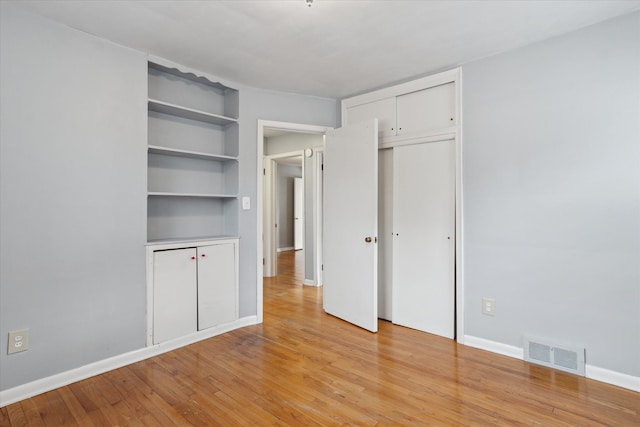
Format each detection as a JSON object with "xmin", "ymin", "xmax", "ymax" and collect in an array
[{"xmin": 242, "ymin": 196, "xmax": 251, "ymax": 210}]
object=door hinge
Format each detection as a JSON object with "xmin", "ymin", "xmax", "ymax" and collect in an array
[
  {"xmin": 321, "ymin": 163, "xmax": 324, "ymax": 171},
  {"xmin": 262, "ymin": 258, "xmax": 265, "ymax": 265},
  {"xmin": 322, "ymin": 264, "xmax": 324, "ymax": 271},
  {"xmin": 263, "ymin": 168, "xmax": 266, "ymax": 175}
]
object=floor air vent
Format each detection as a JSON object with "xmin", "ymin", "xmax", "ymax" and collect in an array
[{"xmin": 523, "ymin": 336, "xmax": 585, "ymax": 376}]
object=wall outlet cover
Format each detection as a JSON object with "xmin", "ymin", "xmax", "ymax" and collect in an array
[
  {"xmin": 8, "ymin": 329, "xmax": 29, "ymax": 354},
  {"xmin": 482, "ymin": 297, "xmax": 495, "ymax": 316}
]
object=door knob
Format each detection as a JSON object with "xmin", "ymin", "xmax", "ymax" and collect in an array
[{"xmin": 365, "ymin": 237, "xmax": 372, "ymax": 243}]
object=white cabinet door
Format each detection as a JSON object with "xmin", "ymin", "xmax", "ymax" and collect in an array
[
  {"xmin": 153, "ymin": 248, "xmax": 197, "ymax": 343},
  {"xmin": 396, "ymin": 82, "xmax": 455, "ymax": 137},
  {"xmin": 197, "ymin": 243, "xmax": 237, "ymax": 330},
  {"xmin": 346, "ymin": 97, "xmax": 396, "ymax": 138},
  {"xmin": 392, "ymin": 140, "xmax": 455, "ymax": 339},
  {"xmin": 324, "ymin": 119, "xmax": 379, "ymax": 332}
]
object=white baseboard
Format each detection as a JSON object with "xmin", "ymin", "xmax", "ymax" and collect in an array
[
  {"xmin": 463, "ymin": 335, "xmax": 639, "ymax": 392},
  {"xmin": 463, "ymin": 335, "xmax": 524, "ymax": 359},
  {"xmin": 277, "ymin": 247, "xmax": 294, "ymax": 252},
  {"xmin": 0, "ymin": 316, "xmax": 258, "ymax": 408},
  {"xmin": 586, "ymin": 365, "xmax": 640, "ymax": 392},
  {"xmin": 302, "ymin": 278, "xmax": 317, "ymax": 286}
]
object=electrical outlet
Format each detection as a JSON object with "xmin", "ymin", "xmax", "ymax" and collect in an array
[
  {"xmin": 8, "ymin": 329, "xmax": 29, "ymax": 354},
  {"xmin": 482, "ymin": 298, "xmax": 495, "ymax": 316}
]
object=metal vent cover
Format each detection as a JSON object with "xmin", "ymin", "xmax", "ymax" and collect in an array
[{"xmin": 523, "ymin": 336, "xmax": 585, "ymax": 376}]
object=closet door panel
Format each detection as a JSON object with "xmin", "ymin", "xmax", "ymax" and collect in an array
[
  {"xmin": 396, "ymin": 82, "xmax": 455, "ymax": 137},
  {"xmin": 392, "ymin": 140, "xmax": 455, "ymax": 338},
  {"xmin": 346, "ymin": 97, "xmax": 396, "ymax": 138}
]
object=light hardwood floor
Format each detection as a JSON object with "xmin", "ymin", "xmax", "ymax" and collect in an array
[{"xmin": 1, "ymin": 250, "xmax": 638, "ymax": 426}]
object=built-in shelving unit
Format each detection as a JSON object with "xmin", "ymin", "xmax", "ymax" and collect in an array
[
  {"xmin": 147, "ymin": 62, "xmax": 240, "ymax": 242},
  {"xmin": 148, "ymin": 99, "xmax": 237, "ymax": 126},
  {"xmin": 147, "ymin": 192, "xmax": 238, "ymax": 198},
  {"xmin": 148, "ymin": 145, "xmax": 237, "ymax": 162}
]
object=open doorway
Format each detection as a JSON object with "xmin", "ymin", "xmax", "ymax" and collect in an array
[
  {"xmin": 271, "ymin": 154, "xmax": 304, "ymax": 254},
  {"xmin": 257, "ymin": 121, "xmax": 330, "ymax": 323}
]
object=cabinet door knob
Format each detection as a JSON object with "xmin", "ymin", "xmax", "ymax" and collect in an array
[
  {"xmin": 365, "ymin": 237, "xmax": 372, "ymax": 243},
  {"xmin": 191, "ymin": 256, "xmax": 196, "ymax": 260},
  {"xmin": 201, "ymin": 253, "xmax": 206, "ymax": 257}
]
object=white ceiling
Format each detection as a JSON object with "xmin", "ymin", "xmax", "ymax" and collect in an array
[{"xmin": 11, "ymin": 0, "xmax": 640, "ymax": 99}]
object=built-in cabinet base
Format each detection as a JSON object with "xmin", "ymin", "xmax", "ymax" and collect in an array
[{"xmin": 146, "ymin": 238, "xmax": 239, "ymax": 346}]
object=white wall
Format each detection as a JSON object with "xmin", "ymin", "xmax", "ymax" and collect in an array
[
  {"xmin": 0, "ymin": 4, "xmax": 338, "ymax": 392},
  {"xmin": 0, "ymin": 4, "xmax": 147, "ymax": 390},
  {"xmin": 265, "ymin": 133, "xmax": 324, "ymax": 156},
  {"xmin": 462, "ymin": 11, "xmax": 639, "ymax": 377}
]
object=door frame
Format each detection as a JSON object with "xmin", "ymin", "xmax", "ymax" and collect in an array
[
  {"xmin": 263, "ymin": 151, "xmax": 305, "ymax": 277},
  {"xmin": 293, "ymin": 176, "xmax": 304, "ymax": 251},
  {"xmin": 257, "ymin": 120, "xmax": 332, "ymax": 323}
]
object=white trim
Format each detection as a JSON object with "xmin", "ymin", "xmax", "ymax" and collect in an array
[
  {"xmin": 342, "ymin": 68, "xmax": 460, "ymax": 109},
  {"xmin": 263, "ymin": 158, "xmax": 276, "ymax": 277},
  {"xmin": 313, "ymin": 147, "xmax": 325, "ymax": 287},
  {"xmin": 463, "ymin": 335, "xmax": 640, "ymax": 392},
  {"xmin": 455, "ymin": 68, "xmax": 464, "ymax": 344},
  {"xmin": 586, "ymin": 365, "xmax": 640, "ymax": 392},
  {"xmin": 277, "ymin": 246, "xmax": 295, "ymax": 253},
  {"xmin": 148, "ymin": 55, "xmax": 238, "ymax": 92},
  {"xmin": 302, "ymin": 278, "xmax": 317, "ymax": 286},
  {"xmin": 463, "ymin": 335, "xmax": 524, "ymax": 359},
  {"xmin": 379, "ymin": 131, "xmax": 456, "ymax": 150},
  {"xmin": 0, "ymin": 316, "xmax": 258, "ymax": 408},
  {"xmin": 257, "ymin": 120, "xmax": 332, "ymax": 325}
]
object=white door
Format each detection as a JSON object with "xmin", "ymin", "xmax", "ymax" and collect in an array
[
  {"xmin": 392, "ymin": 140, "xmax": 455, "ymax": 338},
  {"xmin": 197, "ymin": 243, "xmax": 237, "ymax": 330},
  {"xmin": 293, "ymin": 177, "xmax": 303, "ymax": 250},
  {"xmin": 153, "ymin": 248, "xmax": 197, "ymax": 343},
  {"xmin": 323, "ymin": 119, "xmax": 379, "ymax": 332}
]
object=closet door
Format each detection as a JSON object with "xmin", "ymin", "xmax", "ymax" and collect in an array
[
  {"xmin": 346, "ymin": 97, "xmax": 396, "ymax": 138},
  {"xmin": 392, "ymin": 140, "xmax": 455, "ymax": 338},
  {"xmin": 396, "ymin": 83, "xmax": 455, "ymax": 138}
]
